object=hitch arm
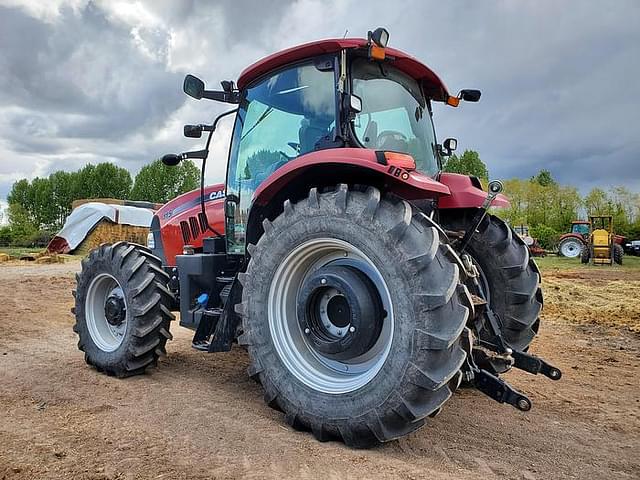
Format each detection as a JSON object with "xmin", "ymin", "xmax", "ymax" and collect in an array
[
  {"xmin": 512, "ymin": 350, "xmax": 562, "ymax": 380},
  {"xmin": 473, "ymin": 369, "xmax": 532, "ymax": 412}
]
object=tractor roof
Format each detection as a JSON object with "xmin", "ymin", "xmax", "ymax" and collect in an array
[{"xmin": 237, "ymin": 38, "xmax": 450, "ymax": 101}]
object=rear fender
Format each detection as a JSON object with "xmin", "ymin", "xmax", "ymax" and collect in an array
[
  {"xmin": 252, "ymin": 148, "xmax": 450, "ymax": 207},
  {"xmin": 246, "ymin": 148, "xmax": 450, "ymax": 245},
  {"xmin": 437, "ymin": 173, "xmax": 510, "ymax": 209}
]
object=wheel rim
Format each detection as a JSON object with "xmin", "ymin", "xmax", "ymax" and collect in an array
[
  {"xmin": 268, "ymin": 238, "xmax": 394, "ymax": 394},
  {"xmin": 560, "ymin": 239, "xmax": 583, "ymax": 257},
  {"xmin": 85, "ymin": 273, "xmax": 128, "ymax": 352}
]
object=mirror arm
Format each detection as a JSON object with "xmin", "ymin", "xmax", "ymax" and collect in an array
[
  {"xmin": 202, "ymin": 90, "xmax": 240, "ymax": 104},
  {"xmin": 181, "ymin": 149, "xmax": 208, "ymax": 160}
]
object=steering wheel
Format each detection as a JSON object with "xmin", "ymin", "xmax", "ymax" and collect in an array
[{"xmin": 376, "ymin": 130, "xmax": 408, "ymax": 149}]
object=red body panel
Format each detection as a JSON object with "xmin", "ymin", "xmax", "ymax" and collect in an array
[
  {"xmin": 252, "ymin": 148, "xmax": 451, "ymax": 206},
  {"xmin": 558, "ymin": 233, "xmax": 586, "ymax": 243},
  {"xmin": 437, "ymin": 173, "xmax": 510, "ymax": 209},
  {"xmin": 559, "ymin": 231, "xmax": 624, "ymax": 245},
  {"xmin": 237, "ymin": 38, "xmax": 450, "ymax": 101},
  {"xmin": 156, "ymin": 184, "xmax": 225, "ymax": 266}
]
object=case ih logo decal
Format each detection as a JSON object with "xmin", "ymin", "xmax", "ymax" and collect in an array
[{"xmin": 162, "ymin": 190, "xmax": 225, "ymax": 219}]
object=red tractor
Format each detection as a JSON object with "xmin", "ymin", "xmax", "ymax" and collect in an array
[
  {"xmin": 73, "ymin": 29, "xmax": 560, "ymax": 447},
  {"xmin": 558, "ymin": 220, "xmax": 625, "ymax": 258}
]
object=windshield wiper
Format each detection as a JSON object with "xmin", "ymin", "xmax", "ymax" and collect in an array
[{"xmin": 240, "ymin": 106, "xmax": 273, "ymax": 141}]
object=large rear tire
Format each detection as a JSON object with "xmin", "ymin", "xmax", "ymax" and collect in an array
[
  {"xmin": 73, "ymin": 242, "xmax": 175, "ymax": 377},
  {"xmin": 237, "ymin": 185, "xmax": 471, "ymax": 447},
  {"xmin": 443, "ymin": 214, "xmax": 542, "ymax": 352},
  {"xmin": 558, "ymin": 237, "xmax": 584, "ymax": 258}
]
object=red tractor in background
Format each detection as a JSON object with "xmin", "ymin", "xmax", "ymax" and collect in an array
[
  {"xmin": 73, "ymin": 28, "xmax": 560, "ymax": 448},
  {"xmin": 558, "ymin": 219, "xmax": 625, "ymax": 258}
]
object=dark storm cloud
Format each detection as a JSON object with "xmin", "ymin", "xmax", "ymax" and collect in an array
[{"xmin": 0, "ymin": 0, "xmax": 638, "ymax": 205}]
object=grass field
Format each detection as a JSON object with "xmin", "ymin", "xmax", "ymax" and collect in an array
[
  {"xmin": 0, "ymin": 247, "xmax": 44, "ymax": 258},
  {"xmin": 536, "ymin": 253, "xmax": 640, "ymax": 271}
]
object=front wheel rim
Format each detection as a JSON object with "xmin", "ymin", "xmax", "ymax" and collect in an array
[
  {"xmin": 268, "ymin": 238, "xmax": 394, "ymax": 394},
  {"xmin": 85, "ymin": 273, "xmax": 128, "ymax": 352}
]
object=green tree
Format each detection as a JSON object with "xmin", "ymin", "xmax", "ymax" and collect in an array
[
  {"xmin": 531, "ymin": 169, "xmax": 556, "ymax": 187},
  {"xmin": 443, "ymin": 150, "xmax": 489, "ymax": 182},
  {"xmin": 6, "ymin": 204, "xmax": 37, "ymax": 246},
  {"xmin": 130, "ymin": 159, "xmax": 200, "ymax": 204}
]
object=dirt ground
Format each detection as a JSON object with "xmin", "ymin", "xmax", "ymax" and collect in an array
[{"xmin": 1, "ymin": 260, "xmax": 639, "ymax": 479}]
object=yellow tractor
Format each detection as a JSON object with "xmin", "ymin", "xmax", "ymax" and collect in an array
[{"xmin": 581, "ymin": 215, "xmax": 623, "ymax": 265}]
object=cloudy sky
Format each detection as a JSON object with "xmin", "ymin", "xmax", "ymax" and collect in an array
[{"xmin": 0, "ymin": 0, "xmax": 639, "ymax": 212}]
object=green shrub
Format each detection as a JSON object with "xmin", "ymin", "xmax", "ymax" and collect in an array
[{"xmin": 530, "ymin": 225, "xmax": 560, "ymax": 250}]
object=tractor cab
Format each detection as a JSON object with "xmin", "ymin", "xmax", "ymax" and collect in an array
[
  {"xmin": 570, "ymin": 221, "xmax": 590, "ymax": 236},
  {"xmin": 174, "ymin": 29, "xmax": 483, "ymax": 255}
]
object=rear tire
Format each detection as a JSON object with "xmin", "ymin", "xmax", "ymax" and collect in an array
[
  {"xmin": 73, "ymin": 242, "xmax": 175, "ymax": 377},
  {"xmin": 613, "ymin": 244, "xmax": 623, "ymax": 265},
  {"xmin": 443, "ymin": 214, "xmax": 542, "ymax": 353},
  {"xmin": 558, "ymin": 237, "xmax": 584, "ymax": 258},
  {"xmin": 237, "ymin": 185, "xmax": 471, "ymax": 447}
]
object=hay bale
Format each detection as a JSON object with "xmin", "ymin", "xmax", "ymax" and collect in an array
[
  {"xmin": 0, "ymin": 253, "xmax": 10, "ymax": 262},
  {"xmin": 74, "ymin": 220, "xmax": 149, "ymax": 256}
]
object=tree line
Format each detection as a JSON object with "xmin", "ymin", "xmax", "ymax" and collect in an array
[
  {"xmin": 1, "ymin": 160, "xmax": 199, "ymax": 247},
  {"xmin": 1, "ymin": 150, "xmax": 638, "ymax": 249},
  {"xmin": 445, "ymin": 151, "xmax": 640, "ymax": 248}
]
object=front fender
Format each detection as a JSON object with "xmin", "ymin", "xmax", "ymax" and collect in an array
[
  {"xmin": 251, "ymin": 148, "xmax": 450, "ymax": 207},
  {"xmin": 437, "ymin": 173, "xmax": 510, "ymax": 209}
]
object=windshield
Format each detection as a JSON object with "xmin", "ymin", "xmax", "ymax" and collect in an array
[
  {"xmin": 351, "ymin": 58, "xmax": 438, "ymax": 176},
  {"xmin": 572, "ymin": 223, "xmax": 590, "ymax": 235},
  {"xmin": 225, "ymin": 60, "xmax": 336, "ymax": 253}
]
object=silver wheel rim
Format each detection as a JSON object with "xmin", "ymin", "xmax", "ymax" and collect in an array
[
  {"xmin": 560, "ymin": 239, "xmax": 582, "ymax": 257},
  {"xmin": 85, "ymin": 273, "xmax": 128, "ymax": 352},
  {"xmin": 268, "ymin": 238, "xmax": 394, "ymax": 394}
]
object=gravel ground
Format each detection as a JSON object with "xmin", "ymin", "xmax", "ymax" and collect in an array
[{"xmin": 0, "ymin": 260, "xmax": 638, "ymax": 479}]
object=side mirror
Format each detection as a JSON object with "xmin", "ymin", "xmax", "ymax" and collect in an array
[
  {"xmin": 184, "ymin": 124, "xmax": 203, "ymax": 138},
  {"xmin": 443, "ymin": 138, "xmax": 457, "ymax": 155},
  {"xmin": 184, "ymin": 74, "xmax": 205, "ymax": 100},
  {"xmin": 161, "ymin": 154, "xmax": 182, "ymax": 166},
  {"xmin": 459, "ymin": 89, "xmax": 481, "ymax": 102}
]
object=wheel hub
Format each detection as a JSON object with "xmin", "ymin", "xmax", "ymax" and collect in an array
[
  {"xmin": 104, "ymin": 294, "xmax": 126, "ymax": 326},
  {"xmin": 297, "ymin": 265, "xmax": 384, "ymax": 361},
  {"xmin": 85, "ymin": 274, "xmax": 128, "ymax": 352}
]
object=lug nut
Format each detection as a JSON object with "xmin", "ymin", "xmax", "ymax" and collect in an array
[
  {"xmin": 304, "ymin": 328, "xmax": 310, "ymax": 334},
  {"xmin": 349, "ymin": 326, "xmax": 356, "ymax": 333},
  {"xmin": 320, "ymin": 278, "xmax": 327, "ymax": 285}
]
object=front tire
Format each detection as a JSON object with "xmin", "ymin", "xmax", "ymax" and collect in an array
[
  {"xmin": 237, "ymin": 185, "xmax": 471, "ymax": 447},
  {"xmin": 73, "ymin": 242, "xmax": 175, "ymax": 377}
]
